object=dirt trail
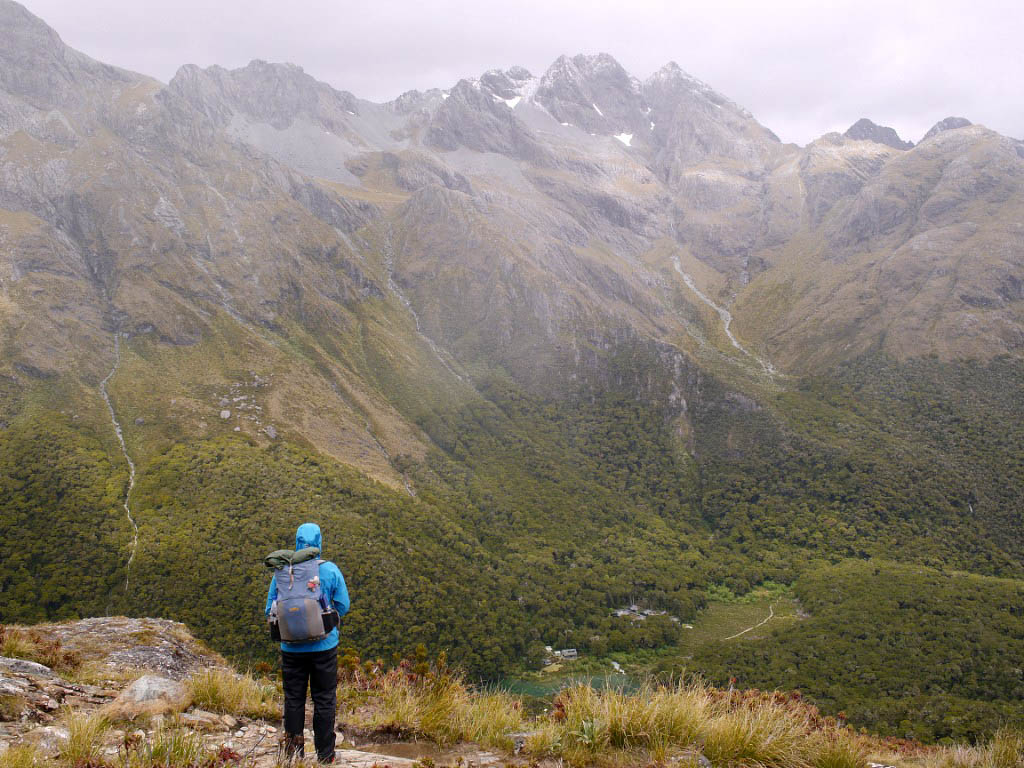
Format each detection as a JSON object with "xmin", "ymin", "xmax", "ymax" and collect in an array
[{"xmin": 723, "ymin": 603, "xmax": 775, "ymax": 640}]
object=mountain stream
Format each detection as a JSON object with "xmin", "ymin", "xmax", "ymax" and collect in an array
[
  {"xmin": 99, "ymin": 333, "xmax": 139, "ymax": 592},
  {"xmin": 671, "ymin": 256, "xmax": 776, "ymax": 376}
]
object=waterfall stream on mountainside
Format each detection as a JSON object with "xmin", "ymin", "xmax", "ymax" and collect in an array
[
  {"xmin": 671, "ymin": 256, "xmax": 776, "ymax": 376},
  {"xmin": 99, "ymin": 333, "xmax": 139, "ymax": 591}
]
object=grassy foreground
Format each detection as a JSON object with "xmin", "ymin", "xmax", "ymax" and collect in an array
[
  {"xmin": 1, "ymin": 634, "xmax": 1021, "ymax": 768},
  {"xmin": 335, "ymin": 654, "xmax": 1024, "ymax": 768}
]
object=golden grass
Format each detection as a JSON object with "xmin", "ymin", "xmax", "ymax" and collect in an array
[
  {"xmin": 342, "ymin": 668, "xmax": 525, "ymax": 749},
  {"xmin": 915, "ymin": 728, "xmax": 1024, "ymax": 768},
  {"xmin": 186, "ymin": 668, "xmax": 279, "ymax": 720},
  {"xmin": 64, "ymin": 662, "xmax": 146, "ymax": 688},
  {"xmin": 701, "ymin": 700, "xmax": 813, "ymax": 768},
  {"xmin": 0, "ymin": 627, "xmax": 79, "ymax": 675},
  {"xmin": 119, "ymin": 724, "xmax": 206, "ymax": 768},
  {"xmin": 0, "ymin": 693, "xmax": 26, "ymax": 721},
  {"xmin": 0, "ymin": 745, "xmax": 52, "ymax": 768},
  {"xmin": 549, "ymin": 681, "xmax": 712, "ymax": 758},
  {"xmin": 519, "ymin": 681, "xmax": 873, "ymax": 768},
  {"xmin": 61, "ymin": 709, "xmax": 111, "ymax": 767}
]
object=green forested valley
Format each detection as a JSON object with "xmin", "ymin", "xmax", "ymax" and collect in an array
[
  {"xmin": 2, "ymin": 353, "xmax": 1022, "ymax": 741},
  {"xmin": 691, "ymin": 560, "xmax": 1024, "ymax": 743}
]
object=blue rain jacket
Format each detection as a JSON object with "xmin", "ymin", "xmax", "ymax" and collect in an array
[{"xmin": 266, "ymin": 523, "xmax": 350, "ymax": 653}]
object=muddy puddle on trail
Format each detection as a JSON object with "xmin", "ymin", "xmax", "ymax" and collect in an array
[{"xmin": 358, "ymin": 742, "xmax": 505, "ymax": 766}]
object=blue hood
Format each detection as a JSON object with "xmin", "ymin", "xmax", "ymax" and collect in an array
[{"xmin": 295, "ymin": 522, "xmax": 322, "ymax": 552}]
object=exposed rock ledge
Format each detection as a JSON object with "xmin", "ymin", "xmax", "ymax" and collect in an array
[{"xmin": 0, "ymin": 617, "xmax": 506, "ymax": 768}]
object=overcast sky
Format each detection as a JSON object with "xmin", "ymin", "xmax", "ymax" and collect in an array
[{"xmin": 25, "ymin": 0, "xmax": 1024, "ymax": 146}]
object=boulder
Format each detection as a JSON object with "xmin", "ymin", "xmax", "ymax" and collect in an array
[
  {"xmin": 181, "ymin": 709, "xmax": 227, "ymax": 731},
  {"xmin": 0, "ymin": 657, "xmax": 55, "ymax": 678},
  {"xmin": 22, "ymin": 725, "xmax": 69, "ymax": 757},
  {"xmin": 104, "ymin": 674, "xmax": 190, "ymax": 720},
  {"xmin": 0, "ymin": 676, "xmax": 28, "ymax": 696}
]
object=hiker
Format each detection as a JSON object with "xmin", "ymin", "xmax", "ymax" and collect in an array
[{"xmin": 265, "ymin": 522, "xmax": 350, "ymax": 763}]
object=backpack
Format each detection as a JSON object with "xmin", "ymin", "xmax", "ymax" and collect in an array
[{"xmin": 268, "ymin": 557, "xmax": 336, "ymax": 643}]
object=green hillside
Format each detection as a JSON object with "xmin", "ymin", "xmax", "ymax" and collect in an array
[
  {"xmin": 691, "ymin": 560, "xmax": 1024, "ymax": 743},
  {"xmin": 2, "ymin": 353, "xmax": 1022, "ymax": 743}
]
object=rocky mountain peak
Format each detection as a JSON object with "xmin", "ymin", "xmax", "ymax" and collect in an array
[
  {"xmin": 478, "ymin": 66, "xmax": 537, "ymax": 102},
  {"xmin": 643, "ymin": 62, "xmax": 747, "ymax": 118},
  {"xmin": 0, "ymin": 0, "xmax": 61, "ymax": 49},
  {"xmin": 168, "ymin": 58, "xmax": 358, "ymax": 130},
  {"xmin": 843, "ymin": 117, "xmax": 913, "ymax": 149},
  {"xmin": 921, "ymin": 116, "xmax": 973, "ymax": 142},
  {"xmin": 649, "ymin": 60, "xmax": 685, "ymax": 80},
  {"xmin": 534, "ymin": 52, "xmax": 645, "ymax": 134},
  {"xmin": 0, "ymin": 0, "xmax": 132, "ymax": 110}
]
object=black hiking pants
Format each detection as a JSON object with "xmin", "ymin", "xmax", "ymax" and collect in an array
[{"xmin": 282, "ymin": 646, "xmax": 338, "ymax": 762}]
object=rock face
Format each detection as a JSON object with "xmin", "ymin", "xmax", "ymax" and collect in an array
[
  {"xmin": 104, "ymin": 675, "xmax": 191, "ymax": 720},
  {"xmin": 844, "ymin": 118, "xmax": 913, "ymax": 149},
  {"xmin": 922, "ymin": 116, "xmax": 973, "ymax": 142},
  {"xmin": 533, "ymin": 53, "xmax": 648, "ymax": 136}
]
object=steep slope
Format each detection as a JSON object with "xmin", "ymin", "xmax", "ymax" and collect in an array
[{"xmin": 734, "ymin": 124, "xmax": 1024, "ymax": 369}]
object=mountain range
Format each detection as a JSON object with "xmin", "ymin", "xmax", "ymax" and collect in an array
[{"xmin": 1, "ymin": 0, "xmax": 1022, "ymax": 741}]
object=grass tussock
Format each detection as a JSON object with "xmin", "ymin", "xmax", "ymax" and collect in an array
[
  {"xmin": 546, "ymin": 681, "xmax": 711, "ymax": 760},
  {"xmin": 186, "ymin": 668, "xmax": 279, "ymax": 720},
  {"xmin": 65, "ymin": 662, "xmax": 145, "ymax": 688},
  {"xmin": 339, "ymin": 654, "xmax": 524, "ymax": 749},
  {"xmin": 811, "ymin": 731, "xmax": 869, "ymax": 768},
  {"xmin": 369, "ymin": 671, "xmax": 523, "ymax": 748},
  {"xmin": 701, "ymin": 700, "xmax": 812, "ymax": 768},
  {"xmin": 0, "ymin": 626, "xmax": 80, "ymax": 675},
  {"xmin": 0, "ymin": 745, "xmax": 51, "ymax": 768},
  {"xmin": 119, "ymin": 725, "xmax": 207, "ymax": 768},
  {"xmin": 61, "ymin": 709, "xmax": 111, "ymax": 767},
  {"xmin": 919, "ymin": 728, "xmax": 1024, "ymax": 768},
  {"xmin": 521, "ymin": 682, "xmax": 872, "ymax": 768}
]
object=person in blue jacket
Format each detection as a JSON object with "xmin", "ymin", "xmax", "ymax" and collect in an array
[{"xmin": 266, "ymin": 523, "xmax": 350, "ymax": 763}]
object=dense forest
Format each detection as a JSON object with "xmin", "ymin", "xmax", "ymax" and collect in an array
[
  {"xmin": 691, "ymin": 560, "xmax": 1024, "ymax": 743},
  {"xmin": 1, "ymin": 354, "xmax": 1022, "ymax": 740}
]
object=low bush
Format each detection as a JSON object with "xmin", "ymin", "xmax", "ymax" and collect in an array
[{"xmin": 0, "ymin": 626, "xmax": 80, "ymax": 675}]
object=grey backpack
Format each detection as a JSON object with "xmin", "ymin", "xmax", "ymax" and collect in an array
[{"xmin": 271, "ymin": 558, "xmax": 328, "ymax": 643}]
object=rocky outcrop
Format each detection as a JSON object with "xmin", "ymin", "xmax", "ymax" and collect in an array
[
  {"xmin": 844, "ymin": 118, "xmax": 913, "ymax": 149},
  {"xmin": 103, "ymin": 675, "xmax": 191, "ymax": 720},
  {"xmin": 425, "ymin": 78, "xmax": 548, "ymax": 162},
  {"xmin": 533, "ymin": 53, "xmax": 648, "ymax": 136},
  {"xmin": 921, "ymin": 116, "xmax": 973, "ymax": 142},
  {"xmin": 168, "ymin": 59, "xmax": 360, "ymax": 132}
]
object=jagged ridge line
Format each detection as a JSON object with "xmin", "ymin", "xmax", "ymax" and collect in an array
[{"xmin": 99, "ymin": 332, "xmax": 139, "ymax": 592}]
